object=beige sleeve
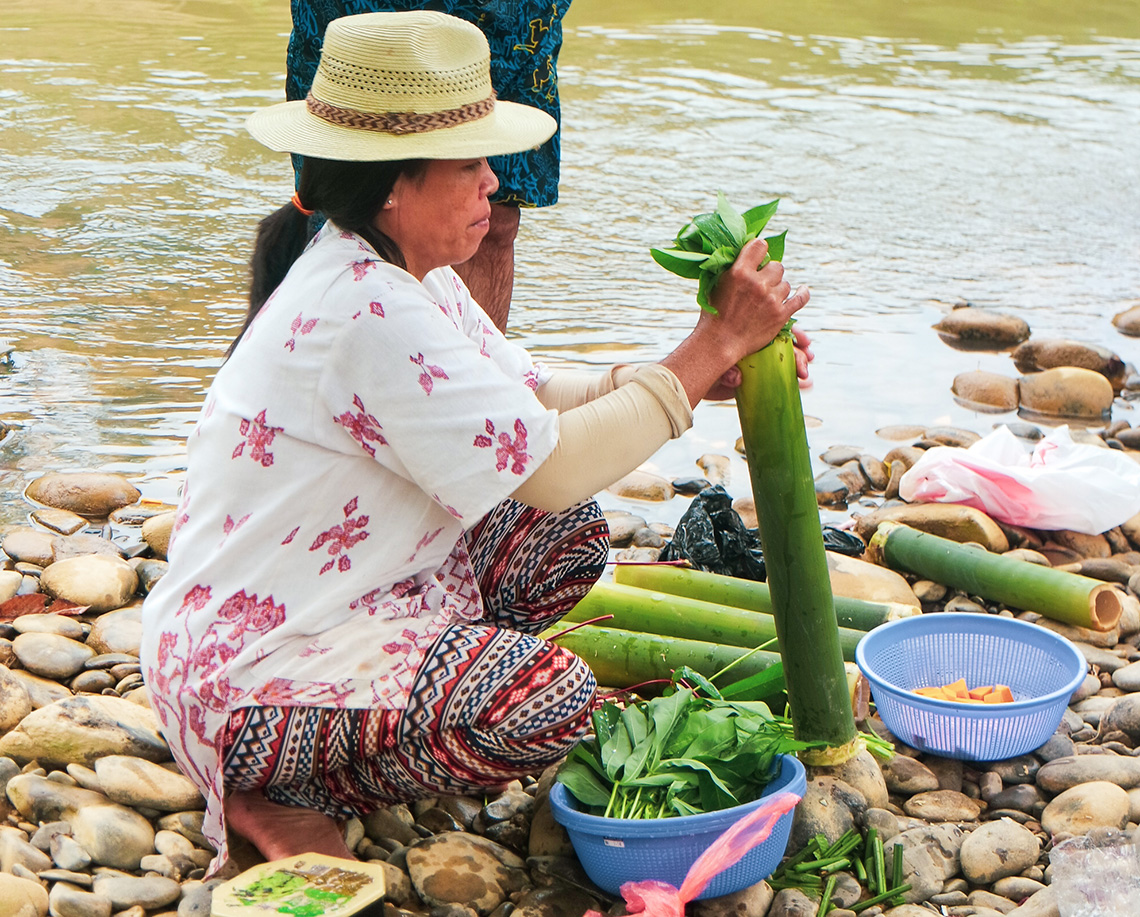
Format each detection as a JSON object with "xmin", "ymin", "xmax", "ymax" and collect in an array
[
  {"xmin": 535, "ymin": 364, "xmax": 641, "ymax": 412},
  {"xmin": 512, "ymin": 364, "xmax": 693, "ymax": 512}
]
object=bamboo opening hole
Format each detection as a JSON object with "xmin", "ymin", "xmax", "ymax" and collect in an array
[{"xmin": 1089, "ymin": 584, "xmax": 1125, "ymax": 632}]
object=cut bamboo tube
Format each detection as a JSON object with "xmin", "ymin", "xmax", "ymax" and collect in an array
[
  {"xmin": 736, "ymin": 330, "xmax": 859, "ymax": 760},
  {"xmin": 564, "ymin": 581, "xmax": 864, "ymax": 660},
  {"xmin": 546, "ymin": 624, "xmax": 782, "ymax": 689},
  {"xmin": 612, "ymin": 563, "xmax": 918, "ymax": 630},
  {"xmin": 869, "ymin": 522, "xmax": 1123, "ymax": 631}
]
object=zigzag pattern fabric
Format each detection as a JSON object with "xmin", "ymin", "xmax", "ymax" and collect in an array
[{"xmin": 221, "ymin": 497, "xmax": 607, "ymax": 815}]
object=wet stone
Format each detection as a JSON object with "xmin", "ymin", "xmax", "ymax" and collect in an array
[
  {"xmin": 25, "ymin": 473, "xmax": 141, "ymax": 519},
  {"xmin": 51, "ymin": 533, "xmax": 127, "ymax": 562},
  {"xmin": 30, "ymin": 508, "xmax": 88, "ymax": 535},
  {"xmin": 11, "ymin": 614, "xmax": 86, "ymax": 640},
  {"xmin": 958, "ymin": 819, "xmax": 1040, "ymax": 885},
  {"xmin": 13, "ymin": 632, "xmax": 95, "ymax": 680},
  {"xmin": 90, "ymin": 875, "xmax": 181, "ymax": 911},
  {"xmin": 670, "ymin": 476, "xmax": 710, "ymax": 496}
]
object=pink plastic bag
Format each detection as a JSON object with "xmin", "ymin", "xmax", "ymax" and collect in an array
[
  {"xmin": 899, "ymin": 425, "xmax": 1140, "ymax": 535},
  {"xmin": 582, "ymin": 791, "xmax": 801, "ymax": 917}
]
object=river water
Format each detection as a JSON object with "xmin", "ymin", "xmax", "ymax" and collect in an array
[{"xmin": 2, "ymin": 0, "xmax": 1139, "ymax": 527}]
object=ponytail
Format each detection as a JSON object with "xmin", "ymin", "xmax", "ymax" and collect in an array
[{"xmin": 228, "ymin": 156, "xmax": 427, "ymax": 357}]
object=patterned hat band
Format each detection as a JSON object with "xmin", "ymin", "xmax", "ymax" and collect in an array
[{"xmin": 305, "ymin": 91, "xmax": 496, "ymax": 136}]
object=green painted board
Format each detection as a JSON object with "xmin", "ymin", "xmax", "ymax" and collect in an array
[{"xmin": 211, "ymin": 854, "xmax": 387, "ymax": 917}]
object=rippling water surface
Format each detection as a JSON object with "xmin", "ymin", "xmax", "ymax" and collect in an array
[{"xmin": 1, "ymin": 0, "xmax": 1138, "ymax": 526}]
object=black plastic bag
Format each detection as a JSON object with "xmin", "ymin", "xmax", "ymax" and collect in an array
[{"xmin": 658, "ymin": 486, "xmax": 864, "ymax": 581}]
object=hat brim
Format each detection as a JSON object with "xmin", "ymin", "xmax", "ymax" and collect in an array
[{"xmin": 246, "ymin": 99, "xmax": 556, "ymax": 162}]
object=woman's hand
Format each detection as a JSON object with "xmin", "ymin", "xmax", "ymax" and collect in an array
[
  {"xmin": 661, "ymin": 238, "xmax": 811, "ymax": 407},
  {"xmin": 702, "ymin": 324, "xmax": 814, "ymax": 400}
]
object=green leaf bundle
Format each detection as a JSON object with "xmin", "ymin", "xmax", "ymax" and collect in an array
[
  {"xmin": 557, "ymin": 680, "xmax": 826, "ymax": 820},
  {"xmin": 650, "ymin": 191, "xmax": 786, "ymax": 312}
]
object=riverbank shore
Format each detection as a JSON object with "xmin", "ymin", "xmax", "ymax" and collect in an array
[{"xmin": 1, "ymin": 399, "xmax": 1140, "ymax": 917}]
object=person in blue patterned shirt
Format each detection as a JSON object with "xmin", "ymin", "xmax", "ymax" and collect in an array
[{"xmin": 286, "ymin": 1, "xmax": 572, "ymax": 331}]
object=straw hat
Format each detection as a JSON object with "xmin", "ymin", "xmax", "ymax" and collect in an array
[{"xmin": 246, "ymin": 11, "xmax": 556, "ymax": 161}]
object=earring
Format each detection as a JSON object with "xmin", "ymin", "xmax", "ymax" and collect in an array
[{"xmin": 386, "ymin": 198, "xmax": 393, "ymax": 206}]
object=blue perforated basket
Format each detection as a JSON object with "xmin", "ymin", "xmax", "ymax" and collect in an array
[
  {"xmin": 856, "ymin": 613, "xmax": 1086, "ymax": 762},
  {"xmin": 548, "ymin": 753, "xmax": 805, "ymax": 900}
]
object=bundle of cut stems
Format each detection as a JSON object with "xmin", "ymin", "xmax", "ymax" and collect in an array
[
  {"xmin": 563, "ymin": 581, "xmax": 864, "ymax": 661},
  {"xmin": 612, "ymin": 563, "xmax": 917, "ymax": 630},
  {"xmin": 870, "ymin": 522, "xmax": 1124, "ymax": 632},
  {"xmin": 545, "ymin": 624, "xmax": 782, "ymax": 690}
]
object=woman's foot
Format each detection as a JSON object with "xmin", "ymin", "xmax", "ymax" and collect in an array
[{"xmin": 226, "ymin": 790, "xmax": 355, "ymax": 862}]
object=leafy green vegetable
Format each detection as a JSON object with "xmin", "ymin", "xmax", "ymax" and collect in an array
[
  {"xmin": 650, "ymin": 191, "xmax": 786, "ymax": 313},
  {"xmin": 556, "ymin": 672, "xmax": 825, "ymax": 819}
]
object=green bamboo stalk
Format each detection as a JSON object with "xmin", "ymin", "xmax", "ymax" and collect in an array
[
  {"xmin": 613, "ymin": 563, "xmax": 918, "ymax": 631},
  {"xmin": 736, "ymin": 328, "xmax": 859, "ymax": 762},
  {"xmin": 870, "ymin": 522, "xmax": 1124, "ymax": 631},
  {"xmin": 564, "ymin": 581, "xmax": 864, "ymax": 660},
  {"xmin": 544, "ymin": 624, "xmax": 782, "ymax": 689}
]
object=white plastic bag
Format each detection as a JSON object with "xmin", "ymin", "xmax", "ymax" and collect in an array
[
  {"xmin": 899, "ymin": 425, "xmax": 1140, "ymax": 535},
  {"xmin": 1050, "ymin": 831, "xmax": 1140, "ymax": 916}
]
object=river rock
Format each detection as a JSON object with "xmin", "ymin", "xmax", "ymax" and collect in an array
[
  {"xmin": 0, "ymin": 872, "xmax": 49, "ymax": 917},
  {"xmin": 856, "ymin": 505, "xmax": 1009, "ymax": 553},
  {"xmin": 0, "ymin": 825, "xmax": 52, "ymax": 873},
  {"xmin": 827, "ymin": 551, "xmax": 921, "ymax": 608},
  {"xmin": 85, "ymin": 605, "xmax": 143, "ymax": 656},
  {"xmin": 90, "ymin": 875, "xmax": 180, "ymax": 910},
  {"xmin": 603, "ymin": 511, "xmax": 647, "ymax": 548},
  {"xmin": 810, "ymin": 749, "xmax": 890, "ymax": 809},
  {"xmin": 31, "ymin": 508, "xmax": 88, "ymax": 536},
  {"xmin": 71, "ymin": 803, "xmax": 156, "ymax": 870},
  {"xmin": 902, "ymin": 789, "xmax": 983, "ymax": 822},
  {"xmin": 12, "ymin": 632, "xmax": 95, "ymax": 680},
  {"xmin": 51, "ymin": 533, "xmax": 126, "ymax": 563},
  {"xmin": 0, "ymin": 694, "xmax": 169, "ymax": 767},
  {"xmin": 1006, "ymin": 886, "xmax": 1058, "ymax": 917},
  {"xmin": 1113, "ymin": 302, "xmax": 1140, "ymax": 336},
  {"xmin": 1049, "ymin": 529, "xmax": 1110, "ymax": 559},
  {"xmin": 693, "ymin": 881, "xmax": 775, "ymax": 917},
  {"xmin": 405, "ymin": 832, "xmax": 528, "ymax": 916},
  {"xmin": 790, "ymin": 777, "xmax": 867, "ymax": 849},
  {"xmin": 814, "ymin": 468, "xmax": 850, "ymax": 506},
  {"xmin": 12, "ymin": 613, "xmax": 86, "ymax": 640},
  {"xmin": 881, "ymin": 755, "xmax": 941, "ymax": 795},
  {"xmin": 767, "ymin": 888, "xmax": 818, "ymax": 916},
  {"xmin": 51, "ymin": 835, "xmax": 92, "ymax": 872},
  {"xmin": 695, "ymin": 454, "xmax": 729, "ymax": 487},
  {"xmin": 952, "ymin": 371, "xmax": 1019, "ymax": 412},
  {"xmin": 48, "ymin": 883, "xmax": 112, "ymax": 917},
  {"xmin": 2, "ymin": 528, "xmax": 56, "ymax": 567},
  {"xmin": 1040, "ymin": 781, "xmax": 1130, "ymax": 835},
  {"xmin": 39, "ymin": 555, "xmax": 137, "ymax": 614},
  {"xmin": 1096, "ymin": 694, "xmax": 1140, "ymax": 744},
  {"xmin": 0, "ymin": 665, "xmax": 33, "ymax": 731},
  {"xmin": 958, "ymin": 819, "xmax": 1040, "ymax": 884},
  {"xmin": 1111, "ymin": 661, "xmax": 1140, "ymax": 692},
  {"xmin": 24, "ymin": 473, "xmax": 141, "ymax": 518},
  {"xmin": 5, "ymin": 773, "xmax": 109, "ymax": 823},
  {"xmin": 155, "ymin": 811, "xmax": 211, "ymax": 851},
  {"xmin": 93, "ymin": 756, "xmax": 204, "ymax": 812},
  {"xmin": 141, "ymin": 513, "xmax": 175, "ymax": 561},
  {"xmin": 891, "ymin": 823, "xmax": 965, "ymax": 903},
  {"xmin": 0, "ymin": 570, "xmax": 22, "ymax": 603},
  {"xmin": 932, "ymin": 307, "xmax": 1030, "ymax": 349},
  {"xmin": 1012, "ymin": 339, "xmax": 1126, "ymax": 391},
  {"xmin": 8, "ymin": 668, "xmax": 73, "ymax": 709},
  {"xmin": 1018, "ymin": 367, "xmax": 1114, "ymax": 420},
  {"xmin": 606, "ymin": 470, "xmax": 674, "ymax": 502}
]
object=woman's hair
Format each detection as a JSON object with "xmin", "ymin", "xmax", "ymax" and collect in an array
[{"xmin": 228, "ymin": 156, "xmax": 427, "ymax": 356}]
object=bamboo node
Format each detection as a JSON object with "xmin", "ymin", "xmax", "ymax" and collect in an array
[{"xmin": 799, "ymin": 736, "xmax": 865, "ymax": 768}]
